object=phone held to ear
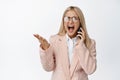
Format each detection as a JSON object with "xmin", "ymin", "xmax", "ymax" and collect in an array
[
  {"xmin": 77, "ymin": 28, "xmax": 82, "ymax": 39},
  {"xmin": 77, "ymin": 28, "xmax": 81, "ymax": 32}
]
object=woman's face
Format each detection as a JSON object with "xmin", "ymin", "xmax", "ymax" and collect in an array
[{"xmin": 64, "ymin": 10, "xmax": 80, "ymax": 38}]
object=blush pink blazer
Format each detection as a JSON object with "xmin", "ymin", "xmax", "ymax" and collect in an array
[{"xmin": 39, "ymin": 35, "xmax": 97, "ymax": 80}]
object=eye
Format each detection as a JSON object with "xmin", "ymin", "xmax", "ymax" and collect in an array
[
  {"xmin": 64, "ymin": 16, "xmax": 69, "ymax": 22},
  {"xmin": 64, "ymin": 16, "xmax": 79, "ymax": 22},
  {"xmin": 72, "ymin": 17, "xmax": 79, "ymax": 22}
]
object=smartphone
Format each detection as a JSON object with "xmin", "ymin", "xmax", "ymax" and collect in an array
[
  {"xmin": 77, "ymin": 28, "xmax": 81, "ymax": 32},
  {"xmin": 78, "ymin": 24, "xmax": 82, "ymax": 32},
  {"xmin": 77, "ymin": 28, "xmax": 82, "ymax": 39}
]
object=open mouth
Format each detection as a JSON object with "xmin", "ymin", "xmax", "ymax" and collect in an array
[{"xmin": 68, "ymin": 26, "xmax": 74, "ymax": 32}]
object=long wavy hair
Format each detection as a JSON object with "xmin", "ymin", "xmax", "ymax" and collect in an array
[{"xmin": 58, "ymin": 6, "xmax": 92, "ymax": 50}]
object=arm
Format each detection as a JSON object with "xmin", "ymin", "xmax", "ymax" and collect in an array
[
  {"xmin": 39, "ymin": 36, "xmax": 56, "ymax": 72},
  {"xmin": 75, "ymin": 39, "xmax": 97, "ymax": 75}
]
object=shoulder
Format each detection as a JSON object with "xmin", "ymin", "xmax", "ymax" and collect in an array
[
  {"xmin": 49, "ymin": 34, "xmax": 62, "ymax": 43},
  {"xmin": 91, "ymin": 39, "xmax": 96, "ymax": 45},
  {"xmin": 90, "ymin": 38, "xmax": 96, "ymax": 48},
  {"xmin": 50, "ymin": 34, "xmax": 60, "ymax": 40}
]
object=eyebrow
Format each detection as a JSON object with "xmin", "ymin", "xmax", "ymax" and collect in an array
[{"xmin": 64, "ymin": 16, "xmax": 78, "ymax": 18}]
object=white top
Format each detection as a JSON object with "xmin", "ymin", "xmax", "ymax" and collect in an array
[{"xmin": 66, "ymin": 34, "xmax": 77, "ymax": 64}]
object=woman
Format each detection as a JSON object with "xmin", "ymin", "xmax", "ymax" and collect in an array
[{"xmin": 34, "ymin": 6, "xmax": 97, "ymax": 80}]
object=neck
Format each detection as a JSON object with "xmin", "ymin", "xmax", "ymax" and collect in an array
[{"xmin": 69, "ymin": 33, "xmax": 77, "ymax": 39}]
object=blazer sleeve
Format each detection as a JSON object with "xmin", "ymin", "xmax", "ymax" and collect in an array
[
  {"xmin": 75, "ymin": 39, "xmax": 97, "ymax": 75},
  {"xmin": 39, "ymin": 36, "xmax": 55, "ymax": 72}
]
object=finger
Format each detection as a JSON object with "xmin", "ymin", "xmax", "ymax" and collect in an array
[
  {"xmin": 77, "ymin": 32, "xmax": 83, "ymax": 36},
  {"xmin": 34, "ymin": 34, "xmax": 43, "ymax": 42},
  {"xmin": 38, "ymin": 35, "xmax": 43, "ymax": 40},
  {"xmin": 38, "ymin": 36, "xmax": 47, "ymax": 44},
  {"xmin": 79, "ymin": 28, "xmax": 85, "ymax": 37},
  {"xmin": 80, "ymin": 27, "xmax": 85, "ymax": 34},
  {"xmin": 77, "ymin": 34, "xmax": 85, "ymax": 41},
  {"xmin": 33, "ymin": 34, "xmax": 38, "ymax": 37},
  {"xmin": 39, "ymin": 36, "xmax": 49, "ymax": 46},
  {"xmin": 33, "ymin": 34, "xmax": 41, "ymax": 39},
  {"xmin": 77, "ymin": 31, "xmax": 81, "ymax": 34},
  {"xmin": 81, "ymin": 28, "xmax": 85, "ymax": 39},
  {"xmin": 77, "ymin": 34, "xmax": 83, "ymax": 39},
  {"xmin": 33, "ymin": 34, "xmax": 39, "ymax": 39},
  {"xmin": 77, "ymin": 32, "xmax": 85, "ymax": 40},
  {"xmin": 33, "ymin": 34, "xmax": 44, "ymax": 43}
]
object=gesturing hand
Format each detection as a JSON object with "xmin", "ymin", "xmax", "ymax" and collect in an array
[{"xmin": 33, "ymin": 34, "xmax": 50, "ymax": 50}]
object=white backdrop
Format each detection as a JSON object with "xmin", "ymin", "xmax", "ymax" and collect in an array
[{"xmin": 0, "ymin": 0, "xmax": 120, "ymax": 80}]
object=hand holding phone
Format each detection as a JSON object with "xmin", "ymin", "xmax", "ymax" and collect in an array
[
  {"xmin": 77, "ymin": 28, "xmax": 82, "ymax": 32},
  {"xmin": 77, "ymin": 28, "xmax": 82, "ymax": 39},
  {"xmin": 77, "ymin": 27, "xmax": 85, "ymax": 41}
]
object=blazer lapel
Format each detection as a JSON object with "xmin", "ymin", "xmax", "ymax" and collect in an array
[
  {"xmin": 70, "ymin": 37, "xmax": 80, "ymax": 77},
  {"xmin": 58, "ymin": 35, "xmax": 70, "ymax": 78},
  {"xmin": 70, "ymin": 50, "xmax": 79, "ymax": 77},
  {"xmin": 58, "ymin": 35, "xmax": 80, "ymax": 78}
]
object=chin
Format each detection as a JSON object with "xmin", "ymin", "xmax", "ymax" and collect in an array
[{"xmin": 68, "ymin": 33, "xmax": 76, "ymax": 38}]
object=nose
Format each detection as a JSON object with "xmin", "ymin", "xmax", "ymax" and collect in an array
[{"xmin": 69, "ymin": 18, "xmax": 74, "ymax": 24}]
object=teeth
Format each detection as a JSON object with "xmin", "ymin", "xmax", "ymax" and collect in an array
[
  {"xmin": 68, "ymin": 26, "xmax": 74, "ymax": 30},
  {"xmin": 68, "ymin": 26, "xmax": 74, "ymax": 28},
  {"xmin": 68, "ymin": 26, "xmax": 74, "ymax": 27}
]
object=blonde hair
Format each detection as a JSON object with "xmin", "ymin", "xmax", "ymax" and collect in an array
[{"xmin": 58, "ymin": 6, "xmax": 92, "ymax": 49}]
